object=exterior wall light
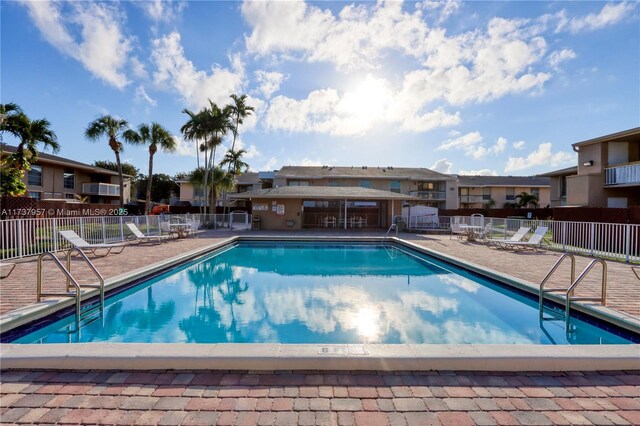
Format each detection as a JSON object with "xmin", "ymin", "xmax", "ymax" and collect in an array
[{"xmin": 583, "ymin": 160, "xmax": 593, "ymax": 166}]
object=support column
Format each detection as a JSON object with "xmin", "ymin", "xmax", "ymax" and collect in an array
[{"xmin": 344, "ymin": 199, "xmax": 348, "ymax": 229}]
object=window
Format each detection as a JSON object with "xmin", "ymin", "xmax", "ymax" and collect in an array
[
  {"xmin": 560, "ymin": 177, "xmax": 567, "ymax": 198},
  {"xmin": 506, "ymin": 187, "xmax": 515, "ymax": 201},
  {"xmin": 63, "ymin": 169, "xmax": 75, "ymax": 189},
  {"xmin": 328, "ymin": 180, "xmax": 340, "ymax": 187},
  {"xmin": 288, "ymin": 180, "xmax": 310, "ymax": 186},
  {"xmin": 28, "ymin": 191, "xmax": 41, "ymax": 200},
  {"xmin": 459, "ymin": 188, "xmax": 469, "ymax": 195},
  {"xmin": 531, "ymin": 187, "xmax": 540, "ymax": 198},
  {"xmin": 418, "ymin": 182, "xmax": 435, "ymax": 191},
  {"xmin": 28, "ymin": 165, "xmax": 42, "ymax": 186},
  {"xmin": 389, "ymin": 181, "xmax": 401, "ymax": 193},
  {"xmin": 482, "ymin": 187, "xmax": 491, "ymax": 200},
  {"xmin": 359, "ymin": 180, "xmax": 371, "ymax": 188},
  {"xmin": 194, "ymin": 186, "xmax": 204, "ymax": 197},
  {"xmin": 65, "ymin": 193, "xmax": 75, "ymax": 200}
]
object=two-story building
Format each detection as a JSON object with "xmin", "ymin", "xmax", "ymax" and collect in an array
[
  {"xmin": 457, "ymin": 176, "xmax": 551, "ymax": 208},
  {"xmin": 274, "ymin": 166, "xmax": 459, "ymax": 210},
  {"xmin": 540, "ymin": 128, "xmax": 640, "ymax": 207},
  {"xmin": 2, "ymin": 145, "xmax": 131, "ymax": 204}
]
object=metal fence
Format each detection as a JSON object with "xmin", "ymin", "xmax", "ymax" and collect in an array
[
  {"xmin": 434, "ymin": 215, "xmax": 639, "ymax": 263},
  {"xmin": 0, "ymin": 213, "xmax": 252, "ymax": 261},
  {"xmin": 1, "ymin": 213, "xmax": 638, "ymax": 263}
]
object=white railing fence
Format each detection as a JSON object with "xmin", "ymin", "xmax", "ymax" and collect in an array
[
  {"xmin": 0, "ymin": 213, "xmax": 253, "ymax": 260},
  {"xmin": 435, "ymin": 216, "xmax": 639, "ymax": 263}
]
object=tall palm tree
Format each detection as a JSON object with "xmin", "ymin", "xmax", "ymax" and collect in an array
[
  {"xmin": 227, "ymin": 94, "xmax": 254, "ymax": 155},
  {"xmin": 85, "ymin": 115, "xmax": 137, "ymax": 206},
  {"xmin": 180, "ymin": 108, "xmax": 205, "ymax": 169},
  {"xmin": 124, "ymin": 123, "xmax": 176, "ymax": 213},
  {"xmin": 0, "ymin": 103, "xmax": 28, "ymax": 141},
  {"xmin": 220, "ymin": 149, "xmax": 249, "ymax": 176}
]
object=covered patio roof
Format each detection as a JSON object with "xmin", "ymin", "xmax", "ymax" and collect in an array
[{"xmin": 229, "ymin": 186, "xmax": 423, "ymax": 201}]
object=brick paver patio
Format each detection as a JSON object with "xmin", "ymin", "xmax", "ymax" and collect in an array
[
  {"xmin": 1, "ymin": 369, "xmax": 639, "ymax": 425},
  {"xmin": 1, "ymin": 230, "xmax": 639, "ymax": 425}
]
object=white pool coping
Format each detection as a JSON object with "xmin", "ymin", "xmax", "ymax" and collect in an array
[{"xmin": 1, "ymin": 235, "xmax": 639, "ymax": 371}]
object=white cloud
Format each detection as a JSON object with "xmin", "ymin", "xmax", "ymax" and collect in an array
[
  {"xmin": 565, "ymin": 2, "xmax": 636, "ymax": 33},
  {"xmin": 548, "ymin": 48, "xmax": 576, "ymax": 69},
  {"xmin": 505, "ymin": 142, "xmax": 575, "ymax": 172},
  {"xmin": 430, "ymin": 159, "xmax": 452, "ymax": 174},
  {"xmin": 130, "ymin": 56, "xmax": 148, "ymax": 79},
  {"xmin": 513, "ymin": 140, "xmax": 526, "ymax": 150},
  {"xmin": 458, "ymin": 169, "xmax": 498, "ymax": 176},
  {"xmin": 438, "ymin": 132, "xmax": 507, "ymax": 159},
  {"xmin": 265, "ymin": 75, "xmax": 460, "ymax": 136},
  {"xmin": 20, "ymin": 1, "xmax": 132, "ymax": 89},
  {"xmin": 172, "ymin": 135, "xmax": 197, "ymax": 157},
  {"xmin": 255, "ymin": 70, "xmax": 287, "ymax": 98},
  {"xmin": 134, "ymin": 85, "xmax": 157, "ymax": 107},
  {"xmin": 151, "ymin": 31, "xmax": 245, "ymax": 109},
  {"xmin": 243, "ymin": 1, "xmax": 552, "ymax": 105},
  {"xmin": 140, "ymin": 0, "xmax": 186, "ymax": 23},
  {"xmin": 418, "ymin": 0, "xmax": 462, "ymax": 23}
]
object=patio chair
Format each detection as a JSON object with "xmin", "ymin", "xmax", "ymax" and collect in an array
[
  {"xmin": 475, "ymin": 223, "xmax": 493, "ymax": 241},
  {"xmin": 59, "ymin": 230, "xmax": 127, "ymax": 256},
  {"xmin": 494, "ymin": 226, "xmax": 549, "ymax": 251},
  {"xmin": 0, "ymin": 262, "xmax": 16, "ymax": 279},
  {"xmin": 185, "ymin": 219, "xmax": 200, "ymax": 237},
  {"xmin": 125, "ymin": 223, "xmax": 171, "ymax": 244},
  {"xmin": 487, "ymin": 226, "xmax": 531, "ymax": 247},
  {"xmin": 160, "ymin": 221, "xmax": 179, "ymax": 238},
  {"xmin": 450, "ymin": 223, "xmax": 465, "ymax": 240}
]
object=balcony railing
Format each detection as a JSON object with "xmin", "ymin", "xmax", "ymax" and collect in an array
[
  {"xmin": 82, "ymin": 183, "xmax": 120, "ymax": 196},
  {"xmin": 459, "ymin": 195, "xmax": 491, "ymax": 203},
  {"xmin": 409, "ymin": 191, "xmax": 446, "ymax": 200},
  {"xmin": 605, "ymin": 163, "xmax": 640, "ymax": 186}
]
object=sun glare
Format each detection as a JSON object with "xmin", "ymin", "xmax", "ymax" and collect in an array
[
  {"xmin": 339, "ymin": 75, "xmax": 392, "ymax": 123},
  {"xmin": 350, "ymin": 305, "xmax": 381, "ymax": 341}
]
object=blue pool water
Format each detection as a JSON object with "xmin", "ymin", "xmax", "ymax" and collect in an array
[{"xmin": 10, "ymin": 242, "xmax": 637, "ymax": 344}]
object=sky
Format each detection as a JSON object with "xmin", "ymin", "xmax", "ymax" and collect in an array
[{"xmin": 1, "ymin": 0, "xmax": 638, "ymax": 178}]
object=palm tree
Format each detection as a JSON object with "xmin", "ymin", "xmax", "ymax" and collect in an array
[
  {"xmin": 515, "ymin": 192, "xmax": 539, "ymax": 208},
  {"xmin": 124, "ymin": 123, "xmax": 176, "ymax": 213},
  {"xmin": 0, "ymin": 103, "xmax": 28, "ymax": 141},
  {"xmin": 220, "ymin": 149, "xmax": 249, "ymax": 176},
  {"xmin": 227, "ymin": 94, "xmax": 254, "ymax": 154},
  {"xmin": 85, "ymin": 115, "xmax": 137, "ymax": 206}
]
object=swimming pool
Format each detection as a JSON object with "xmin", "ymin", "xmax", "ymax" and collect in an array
[{"xmin": 7, "ymin": 242, "xmax": 638, "ymax": 345}]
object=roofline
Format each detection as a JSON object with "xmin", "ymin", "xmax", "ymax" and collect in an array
[
  {"xmin": 572, "ymin": 127, "xmax": 640, "ymax": 149},
  {"xmin": 457, "ymin": 183, "xmax": 550, "ymax": 188},
  {"xmin": 230, "ymin": 187, "xmax": 422, "ymax": 201},
  {"xmin": 1, "ymin": 145, "xmax": 132, "ymax": 178},
  {"xmin": 537, "ymin": 166, "xmax": 578, "ymax": 177}
]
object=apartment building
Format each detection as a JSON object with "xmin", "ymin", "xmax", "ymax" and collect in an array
[
  {"xmin": 177, "ymin": 172, "xmax": 274, "ymax": 206},
  {"xmin": 457, "ymin": 176, "xmax": 551, "ymax": 209},
  {"xmin": 2, "ymin": 145, "xmax": 131, "ymax": 204},
  {"xmin": 541, "ymin": 127, "xmax": 640, "ymax": 208},
  {"xmin": 275, "ymin": 166, "xmax": 459, "ymax": 209}
]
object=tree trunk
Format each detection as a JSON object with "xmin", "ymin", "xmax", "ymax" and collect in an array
[
  {"xmin": 114, "ymin": 150, "xmax": 125, "ymax": 207},
  {"xmin": 145, "ymin": 151, "xmax": 154, "ymax": 214}
]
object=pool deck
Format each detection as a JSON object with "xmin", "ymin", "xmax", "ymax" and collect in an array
[{"xmin": 1, "ymin": 231, "xmax": 639, "ymax": 425}]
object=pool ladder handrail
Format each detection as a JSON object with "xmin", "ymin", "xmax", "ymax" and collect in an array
[
  {"xmin": 37, "ymin": 248, "xmax": 105, "ymax": 327},
  {"xmin": 539, "ymin": 254, "xmax": 607, "ymax": 331},
  {"xmin": 539, "ymin": 253, "xmax": 575, "ymax": 318},
  {"xmin": 382, "ymin": 223, "xmax": 397, "ymax": 246}
]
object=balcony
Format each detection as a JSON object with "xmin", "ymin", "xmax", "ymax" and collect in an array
[
  {"xmin": 459, "ymin": 195, "xmax": 491, "ymax": 203},
  {"xmin": 409, "ymin": 191, "xmax": 446, "ymax": 200},
  {"xmin": 82, "ymin": 183, "xmax": 120, "ymax": 196},
  {"xmin": 604, "ymin": 162, "xmax": 640, "ymax": 186}
]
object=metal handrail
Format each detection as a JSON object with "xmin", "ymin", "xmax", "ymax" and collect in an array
[
  {"xmin": 65, "ymin": 247, "xmax": 105, "ymax": 308},
  {"xmin": 382, "ymin": 224, "xmax": 397, "ymax": 246},
  {"xmin": 565, "ymin": 259, "xmax": 608, "ymax": 328},
  {"xmin": 539, "ymin": 253, "xmax": 576, "ymax": 317},
  {"xmin": 37, "ymin": 252, "xmax": 83, "ymax": 326}
]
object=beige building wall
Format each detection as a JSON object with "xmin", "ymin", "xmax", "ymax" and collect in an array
[
  {"xmin": 566, "ymin": 174, "xmax": 606, "ymax": 207},
  {"xmin": 22, "ymin": 162, "xmax": 128, "ymax": 204}
]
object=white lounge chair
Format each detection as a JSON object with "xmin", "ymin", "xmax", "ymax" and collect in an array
[
  {"xmin": 126, "ymin": 223, "xmax": 171, "ymax": 244},
  {"xmin": 59, "ymin": 230, "xmax": 127, "ymax": 255},
  {"xmin": 494, "ymin": 226, "xmax": 549, "ymax": 251},
  {"xmin": 488, "ymin": 226, "xmax": 531, "ymax": 247}
]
